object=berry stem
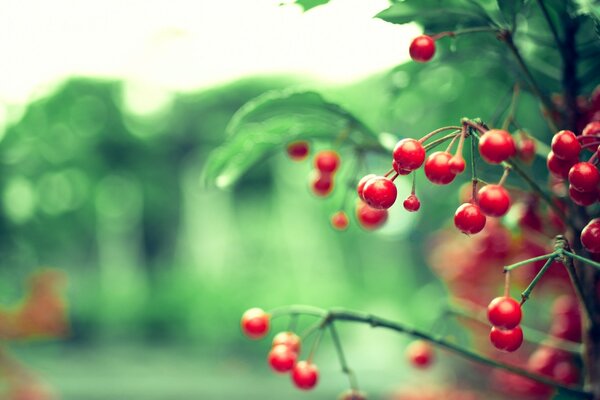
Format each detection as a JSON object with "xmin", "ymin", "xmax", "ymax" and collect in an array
[
  {"xmin": 431, "ymin": 26, "xmax": 500, "ymax": 40},
  {"xmin": 423, "ymin": 131, "xmax": 461, "ymax": 151},
  {"xmin": 503, "ymin": 252, "xmax": 558, "ymax": 272},
  {"xmin": 329, "ymin": 322, "xmax": 360, "ymax": 392},
  {"xmin": 470, "ymin": 131, "xmax": 479, "ymax": 201},
  {"xmin": 418, "ymin": 126, "xmax": 462, "ymax": 143},
  {"xmin": 562, "ymin": 250, "xmax": 600, "ymax": 272},
  {"xmin": 288, "ymin": 314, "xmax": 299, "ymax": 332},
  {"xmin": 453, "ymin": 124, "xmax": 467, "ymax": 157},
  {"xmin": 307, "ymin": 323, "xmax": 326, "ymax": 363},
  {"xmin": 520, "ymin": 255, "xmax": 558, "ymax": 305},
  {"xmin": 503, "ymin": 270, "xmax": 511, "ymax": 298},
  {"xmin": 501, "ymin": 83, "xmax": 520, "ymax": 131},
  {"xmin": 498, "ymin": 166, "xmax": 511, "ymax": 186},
  {"xmin": 410, "ymin": 172, "xmax": 416, "ymax": 195},
  {"xmin": 444, "ymin": 132, "xmax": 461, "ymax": 153},
  {"xmin": 383, "ymin": 168, "xmax": 395, "ymax": 178}
]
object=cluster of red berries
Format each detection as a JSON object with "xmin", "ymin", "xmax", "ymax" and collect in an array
[
  {"xmin": 547, "ymin": 123, "xmax": 600, "ymax": 206},
  {"xmin": 240, "ymin": 308, "xmax": 320, "ymax": 390},
  {"xmin": 487, "ymin": 296, "xmax": 523, "ymax": 352}
]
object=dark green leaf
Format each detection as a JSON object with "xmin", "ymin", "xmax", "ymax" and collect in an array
[
  {"xmin": 497, "ymin": 0, "xmax": 524, "ymax": 22},
  {"xmin": 202, "ymin": 90, "xmax": 380, "ymax": 188},
  {"xmin": 293, "ymin": 0, "xmax": 329, "ymax": 12}
]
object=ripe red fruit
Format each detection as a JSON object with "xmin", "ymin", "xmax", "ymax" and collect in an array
[
  {"xmin": 331, "ymin": 211, "xmax": 350, "ymax": 230},
  {"xmin": 287, "ymin": 141, "xmax": 309, "ymax": 161},
  {"xmin": 478, "ymin": 185, "xmax": 511, "ymax": 217},
  {"xmin": 517, "ymin": 136, "xmax": 536, "ymax": 163},
  {"xmin": 356, "ymin": 201, "xmax": 388, "ymax": 230},
  {"xmin": 311, "ymin": 173, "xmax": 333, "ymax": 197},
  {"xmin": 551, "ymin": 130, "xmax": 581, "ymax": 160},
  {"xmin": 403, "ymin": 194, "xmax": 420, "ymax": 212},
  {"xmin": 454, "ymin": 203, "xmax": 486, "ymax": 234},
  {"xmin": 568, "ymin": 185, "xmax": 597, "ymax": 206},
  {"xmin": 357, "ymin": 174, "xmax": 377, "ymax": 200},
  {"xmin": 272, "ymin": 331, "xmax": 301, "ymax": 354},
  {"xmin": 314, "ymin": 150, "xmax": 340, "ymax": 174},
  {"xmin": 489, "ymin": 326, "xmax": 523, "ymax": 352},
  {"xmin": 424, "ymin": 151, "xmax": 456, "ymax": 185},
  {"xmin": 409, "ymin": 35, "xmax": 436, "ymax": 62},
  {"xmin": 393, "ymin": 138, "xmax": 426, "ymax": 171},
  {"xmin": 582, "ymin": 121, "xmax": 600, "ymax": 137},
  {"xmin": 291, "ymin": 361, "xmax": 318, "ymax": 390},
  {"xmin": 362, "ymin": 177, "xmax": 397, "ymax": 209},
  {"xmin": 528, "ymin": 346, "xmax": 569, "ymax": 376},
  {"xmin": 448, "ymin": 156, "xmax": 466, "ymax": 174},
  {"xmin": 406, "ymin": 340, "xmax": 434, "ymax": 368},
  {"xmin": 547, "ymin": 151, "xmax": 578, "ymax": 179},
  {"xmin": 554, "ymin": 361, "xmax": 580, "ymax": 385},
  {"xmin": 569, "ymin": 162, "xmax": 600, "ymax": 192},
  {"xmin": 241, "ymin": 308, "xmax": 270, "ymax": 339},
  {"xmin": 581, "ymin": 218, "xmax": 600, "ymax": 253},
  {"xmin": 268, "ymin": 344, "xmax": 298, "ymax": 373},
  {"xmin": 487, "ymin": 297, "xmax": 522, "ymax": 329},
  {"xmin": 392, "ymin": 160, "xmax": 412, "ymax": 175},
  {"xmin": 478, "ymin": 129, "xmax": 516, "ymax": 164}
]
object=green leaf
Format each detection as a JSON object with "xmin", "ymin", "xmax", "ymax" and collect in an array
[
  {"xmin": 293, "ymin": 0, "xmax": 330, "ymax": 12},
  {"xmin": 552, "ymin": 388, "xmax": 589, "ymax": 399},
  {"xmin": 574, "ymin": 0, "xmax": 600, "ymax": 38},
  {"xmin": 497, "ymin": 0, "xmax": 524, "ymax": 23},
  {"xmin": 201, "ymin": 90, "xmax": 380, "ymax": 189}
]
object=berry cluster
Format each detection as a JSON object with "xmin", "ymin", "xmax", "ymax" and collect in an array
[
  {"xmin": 487, "ymin": 297, "xmax": 523, "ymax": 352},
  {"xmin": 311, "ymin": 150, "xmax": 341, "ymax": 197}
]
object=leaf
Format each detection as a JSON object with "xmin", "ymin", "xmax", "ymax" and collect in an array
[
  {"xmin": 497, "ymin": 0, "xmax": 524, "ymax": 23},
  {"xmin": 574, "ymin": 0, "xmax": 600, "ymax": 38},
  {"xmin": 551, "ymin": 388, "xmax": 589, "ymax": 400},
  {"xmin": 201, "ymin": 90, "xmax": 380, "ymax": 189},
  {"xmin": 293, "ymin": 0, "xmax": 330, "ymax": 12}
]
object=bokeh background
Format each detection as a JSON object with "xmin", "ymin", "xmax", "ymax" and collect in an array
[{"xmin": 0, "ymin": 0, "xmax": 579, "ymax": 399}]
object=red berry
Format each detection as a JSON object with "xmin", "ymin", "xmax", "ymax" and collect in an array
[
  {"xmin": 448, "ymin": 156, "xmax": 466, "ymax": 174},
  {"xmin": 424, "ymin": 151, "xmax": 456, "ymax": 185},
  {"xmin": 478, "ymin": 185, "xmax": 511, "ymax": 217},
  {"xmin": 569, "ymin": 162, "xmax": 600, "ymax": 192},
  {"xmin": 406, "ymin": 340, "xmax": 434, "ymax": 368},
  {"xmin": 356, "ymin": 201, "xmax": 388, "ymax": 230},
  {"xmin": 547, "ymin": 151, "xmax": 577, "ymax": 179},
  {"xmin": 528, "ymin": 346, "xmax": 569, "ymax": 376},
  {"xmin": 568, "ymin": 185, "xmax": 597, "ymax": 206},
  {"xmin": 478, "ymin": 129, "xmax": 516, "ymax": 164},
  {"xmin": 362, "ymin": 176, "xmax": 397, "ymax": 209},
  {"xmin": 409, "ymin": 35, "xmax": 436, "ymax": 63},
  {"xmin": 311, "ymin": 173, "xmax": 333, "ymax": 197},
  {"xmin": 489, "ymin": 326, "xmax": 523, "ymax": 352},
  {"xmin": 241, "ymin": 308, "xmax": 270, "ymax": 339},
  {"xmin": 314, "ymin": 150, "xmax": 340, "ymax": 174},
  {"xmin": 357, "ymin": 174, "xmax": 377, "ymax": 200},
  {"xmin": 268, "ymin": 344, "xmax": 298, "ymax": 373},
  {"xmin": 291, "ymin": 361, "xmax": 318, "ymax": 390},
  {"xmin": 287, "ymin": 141, "xmax": 309, "ymax": 160},
  {"xmin": 487, "ymin": 297, "xmax": 522, "ymax": 329},
  {"xmin": 517, "ymin": 136, "xmax": 536, "ymax": 163},
  {"xmin": 392, "ymin": 160, "xmax": 412, "ymax": 175},
  {"xmin": 272, "ymin": 331, "xmax": 301, "ymax": 354},
  {"xmin": 331, "ymin": 211, "xmax": 349, "ymax": 230},
  {"xmin": 581, "ymin": 218, "xmax": 600, "ymax": 253},
  {"xmin": 551, "ymin": 130, "xmax": 581, "ymax": 160},
  {"xmin": 403, "ymin": 194, "xmax": 420, "ymax": 212},
  {"xmin": 393, "ymin": 138, "xmax": 426, "ymax": 171},
  {"xmin": 454, "ymin": 203, "xmax": 486, "ymax": 234},
  {"xmin": 582, "ymin": 121, "xmax": 600, "ymax": 137},
  {"xmin": 554, "ymin": 361, "xmax": 580, "ymax": 385}
]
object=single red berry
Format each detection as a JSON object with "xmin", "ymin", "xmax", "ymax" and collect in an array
[
  {"xmin": 547, "ymin": 151, "xmax": 577, "ymax": 179},
  {"xmin": 551, "ymin": 130, "xmax": 581, "ymax": 160},
  {"xmin": 569, "ymin": 162, "xmax": 600, "ymax": 192},
  {"xmin": 478, "ymin": 185, "xmax": 511, "ymax": 217},
  {"xmin": 528, "ymin": 346, "xmax": 569, "ymax": 376},
  {"xmin": 314, "ymin": 150, "xmax": 340, "ymax": 174},
  {"xmin": 489, "ymin": 326, "xmax": 523, "ymax": 352},
  {"xmin": 338, "ymin": 390, "xmax": 367, "ymax": 400},
  {"xmin": 552, "ymin": 295, "xmax": 580, "ymax": 317},
  {"xmin": 362, "ymin": 176, "xmax": 397, "ymax": 209},
  {"xmin": 568, "ymin": 185, "xmax": 597, "ymax": 206},
  {"xmin": 487, "ymin": 297, "xmax": 522, "ymax": 329},
  {"xmin": 424, "ymin": 151, "xmax": 456, "ymax": 185},
  {"xmin": 311, "ymin": 173, "xmax": 333, "ymax": 197},
  {"xmin": 357, "ymin": 174, "xmax": 377, "ymax": 200},
  {"xmin": 554, "ymin": 361, "xmax": 580, "ymax": 385},
  {"xmin": 454, "ymin": 203, "xmax": 486, "ymax": 234},
  {"xmin": 409, "ymin": 35, "xmax": 436, "ymax": 62},
  {"xmin": 582, "ymin": 121, "xmax": 600, "ymax": 137},
  {"xmin": 478, "ymin": 129, "xmax": 516, "ymax": 164},
  {"xmin": 392, "ymin": 160, "xmax": 412, "ymax": 175},
  {"xmin": 287, "ymin": 141, "xmax": 309, "ymax": 161},
  {"xmin": 241, "ymin": 308, "xmax": 270, "ymax": 339},
  {"xmin": 517, "ymin": 136, "xmax": 536, "ymax": 164},
  {"xmin": 403, "ymin": 194, "xmax": 420, "ymax": 212},
  {"xmin": 448, "ymin": 156, "xmax": 466, "ymax": 174},
  {"xmin": 581, "ymin": 218, "xmax": 600, "ymax": 253},
  {"xmin": 268, "ymin": 344, "xmax": 298, "ymax": 373},
  {"xmin": 331, "ymin": 211, "xmax": 350, "ymax": 230},
  {"xmin": 393, "ymin": 138, "xmax": 426, "ymax": 171},
  {"xmin": 406, "ymin": 340, "xmax": 434, "ymax": 369},
  {"xmin": 356, "ymin": 201, "xmax": 388, "ymax": 230},
  {"xmin": 272, "ymin": 331, "xmax": 301, "ymax": 354},
  {"xmin": 291, "ymin": 361, "xmax": 318, "ymax": 390}
]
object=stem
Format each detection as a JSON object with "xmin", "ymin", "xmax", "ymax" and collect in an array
[
  {"xmin": 498, "ymin": 166, "xmax": 511, "ymax": 186},
  {"xmin": 329, "ymin": 323, "xmax": 359, "ymax": 391},
  {"xmin": 504, "ymin": 270, "xmax": 510, "ymax": 298},
  {"xmin": 470, "ymin": 131, "xmax": 478, "ymax": 201},
  {"xmin": 423, "ymin": 132, "xmax": 461, "ymax": 151},
  {"xmin": 270, "ymin": 305, "xmax": 326, "ymax": 319},
  {"xmin": 520, "ymin": 256, "xmax": 557, "ymax": 305},
  {"xmin": 410, "ymin": 172, "xmax": 416, "ymax": 195},
  {"xmin": 432, "ymin": 26, "xmax": 500, "ymax": 40},
  {"xmin": 307, "ymin": 323, "xmax": 326, "ymax": 363},
  {"xmin": 445, "ymin": 133, "xmax": 461, "ymax": 153},
  {"xmin": 562, "ymin": 250, "xmax": 600, "ymax": 272},
  {"xmin": 503, "ymin": 252, "xmax": 558, "ymax": 271},
  {"xmin": 419, "ymin": 126, "xmax": 463, "ymax": 143},
  {"xmin": 501, "ymin": 84, "xmax": 520, "ymax": 131}
]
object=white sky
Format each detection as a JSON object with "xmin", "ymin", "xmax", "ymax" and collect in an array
[{"xmin": 0, "ymin": 0, "xmax": 418, "ymax": 104}]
